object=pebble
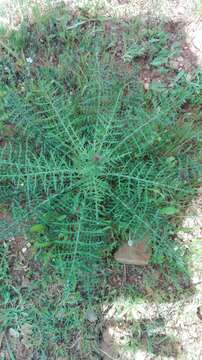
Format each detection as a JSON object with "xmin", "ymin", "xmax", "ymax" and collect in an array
[
  {"xmin": 85, "ymin": 309, "xmax": 97, "ymax": 322},
  {"xmin": 9, "ymin": 328, "xmax": 20, "ymax": 338},
  {"xmin": 114, "ymin": 240, "xmax": 151, "ymax": 265},
  {"xmin": 192, "ymin": 29, "xmax": 202, "ymax": 50}
]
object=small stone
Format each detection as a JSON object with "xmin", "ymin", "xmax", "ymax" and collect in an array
[
  {"xmin": 26, "ymin": 57, "xmax": 33, "ymax": 64},
  {"xmin": 192, "ymin": 29, "xmax": 202, "ymax": 50},
  {"xmin": 85, "ymin": 309, "xmax": 97, "ymax": 322},
  {"xmin": 135, "ymin": 349, "xmax": 149, "ymax": 360},
  {"xmin": 102, "ymin": 328, "xmax": 114, "ymax": 345},
  {"xmin": 169, "ymin": 56, "xmax": 184, "ymax": 70},
  {"xmin": 143, "ymin": 82, "xmax": 150, "ymax": 91},
  {"xmin": 114, "ymin": 240, "xmax": 151, "ymax": 265},
  {"xmin": 9, "ymin": 328, "xmax": 20, "ymax": 338},
  {"xmin": 186, "ymin": 73, "xmax": 192, "ymax": 82},
  {"xmin": 21, "ymin": 277, "xmax": 30, "ymax": 288},
  {"xmin": 22, "ymin": 247, "xmax": 27, "ymax": 253}
]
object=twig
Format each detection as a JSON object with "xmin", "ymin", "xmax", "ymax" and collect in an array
[
  {"xmin": 66, "ymin": 18, "xmax": 102, "ymax": 31},
  {"xmin": 121, "ymin": 264, "xmax": 127, "ymax": 287},
  {"xmin": 67, "ymin": 331, "xmax": 81, "ymax": 350}
]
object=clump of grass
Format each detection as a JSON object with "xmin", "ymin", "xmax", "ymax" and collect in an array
[{"xmin": 0, "ymin": 5, "xmax": 202, "ymax": 358}]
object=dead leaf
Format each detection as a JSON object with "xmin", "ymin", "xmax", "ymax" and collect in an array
[
  {"xmin": 145, "ymin": 287, "xmax": 154, "ymax": 296},
  {"xmin": 21, "ymin": 323, "xmax": 32, "ymax": 349}
]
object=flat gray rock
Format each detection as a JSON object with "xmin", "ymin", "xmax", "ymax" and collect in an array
[
  {"xmin": 85, "ymin": 309, "xmax": 97, "ymax": 322},
  {"xmin": 114, "ymin": 240, "xmax": 151, "ymax": 265}
]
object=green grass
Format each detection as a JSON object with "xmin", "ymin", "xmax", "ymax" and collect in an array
[
  {"xmin": 197, "ymin": 0, "xmax": 202, "ymax": 14},
  {"xmin": 0, "ymin": 4, "xmax": 202, "ymax": 358}
]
